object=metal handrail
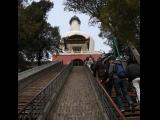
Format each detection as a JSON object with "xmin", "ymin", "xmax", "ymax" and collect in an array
[
  {"xmin": 18, "ymin": 62, "xmax": 73, "ymax": 120},
  {"xmin": 85, "ymin": 65, "xmax": 126, "ymax": 120},
  {"xmin": 96, "ymin": 80, "xmax": 126, "ymax": 120}
]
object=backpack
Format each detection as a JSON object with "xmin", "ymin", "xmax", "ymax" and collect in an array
[{"xmin": 115, "ymin": 63, "xmax": 126, "ymax": 78}]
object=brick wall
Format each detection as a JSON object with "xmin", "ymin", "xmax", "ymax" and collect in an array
[{"xmin": 52, "ymin": 54, "xmax": 102, "ymax": 64}]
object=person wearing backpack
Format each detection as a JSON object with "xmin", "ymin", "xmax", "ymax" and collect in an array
[
  {"xmin": 126, "ymin": 59, "xmax": 140, "ymax": 104},
  {"xmin": 108, "ymin": 57, "xmax": 134, "ymax": 112}
]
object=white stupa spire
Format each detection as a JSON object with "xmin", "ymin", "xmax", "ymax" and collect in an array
[{"xmin": 69, "ymin": 15, "xmax": 81, "ymax": 31}]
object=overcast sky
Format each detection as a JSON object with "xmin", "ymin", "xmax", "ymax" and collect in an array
[{"xmin": 34, "ymin": 0, "xmax": 111, "ymax": 53}]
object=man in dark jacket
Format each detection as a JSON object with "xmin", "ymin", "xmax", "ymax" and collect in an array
[
  {"xmin": 95, "ymin": 57, "xmax": 107, "ymax": 82},
  {"xmin": 126, "ymin": 60, "xmax": 140, "ymax": 103},
  {"xmin": 100, "ymin": 60, "xmax": 112, "ymax": 95}
]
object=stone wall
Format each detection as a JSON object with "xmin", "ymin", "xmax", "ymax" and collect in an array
[{"xmin": 18, "ymin": 61, "xmax": 62, "ymax": 91}]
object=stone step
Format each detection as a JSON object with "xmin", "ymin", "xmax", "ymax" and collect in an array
[
  {"xmin": 124, "ymin": 111, "xmax": 140, "ymax": 117},
  {"xmin": 126, "ymin": 116, "xmax": 140, "ymax": 120}
]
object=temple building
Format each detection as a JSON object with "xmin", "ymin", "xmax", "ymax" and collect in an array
[{"xmin": 52, "ymin": 15, "xmax": 102, "ymax": 65}]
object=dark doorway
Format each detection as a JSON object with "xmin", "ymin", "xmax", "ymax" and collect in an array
[{"xmin": 73, "ymin": 59, "xmax": 84, "ymax": 66}]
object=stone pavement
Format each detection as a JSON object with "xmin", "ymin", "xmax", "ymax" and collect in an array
[{"xmin": 47, "ymin": 66, "xmax": 103, "ymax": 120}]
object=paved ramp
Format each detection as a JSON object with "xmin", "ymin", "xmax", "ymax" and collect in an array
[{"xmin": 47, "ymin": 66, "xmax": 103, "ymax": 120}]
